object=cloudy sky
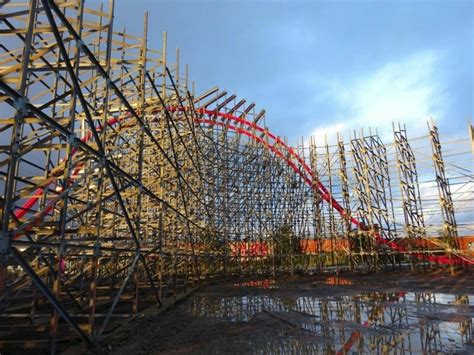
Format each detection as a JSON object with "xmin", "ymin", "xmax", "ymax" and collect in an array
[{"xmin": 106, "ymin": 0, "xmax": 473, "ymax": 145}]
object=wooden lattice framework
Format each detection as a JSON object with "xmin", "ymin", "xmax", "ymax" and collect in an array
[{"xmin": 0, "ymin": 0, "xmax": 473, "ymax": 351}]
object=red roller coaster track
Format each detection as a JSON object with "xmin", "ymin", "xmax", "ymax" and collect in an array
[{"xmin": 13, "ymin": 107, "xmax": 473, "ymax": 266}]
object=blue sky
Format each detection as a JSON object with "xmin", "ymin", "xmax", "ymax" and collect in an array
[{"xmin": 105, "ymin": 0, "xmax": 473, "ymax": 144}]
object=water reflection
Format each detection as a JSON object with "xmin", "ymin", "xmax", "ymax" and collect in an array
[
  {"xmin": 189, "ymin": 291, "xmax": 473, "ymax": 354},
  {"xmin": 313, "ymin": 276, "xmax": 354, "ymax": 285},
  {"xmin": 233, "ymin": 279, "xmax": 277, "ymax": 289}
]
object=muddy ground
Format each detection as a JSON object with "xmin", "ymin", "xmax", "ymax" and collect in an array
[{"xmin": 65, "ymin": 269, "xmax": 474, "ymax": 354}]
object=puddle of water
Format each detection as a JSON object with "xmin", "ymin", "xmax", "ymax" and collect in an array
[
  {"xmin": 313, "ymin": 276, "xmax": 354, "ymax": 285},
  {"xmin": 233, "ymin": 279, "xmax": 278, "ymax": 289},
  {"xmin": 188, "ymin": 290, "xmax": 474, "ymax": 354}
]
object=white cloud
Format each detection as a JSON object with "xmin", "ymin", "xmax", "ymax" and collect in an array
[
  {"xmin": 418, "ymin": 178, "xmax": 474, "ymax": 236},
  {"xmin": 309, "ymin": 122, "xmax": 347, "ymax": 145},
  {"xmin": 306, "ymin": 51, "xmax": 443, "ymax": 144}
]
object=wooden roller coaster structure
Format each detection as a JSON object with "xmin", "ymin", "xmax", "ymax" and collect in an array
[{"xmin": 0, "ymin": 0, "xmax": 473, "ymax": 351}]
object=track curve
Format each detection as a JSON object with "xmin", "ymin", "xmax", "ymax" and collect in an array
[{"xmin": 13, "ymin": 106, "xmax": 472, "ymax": 266}]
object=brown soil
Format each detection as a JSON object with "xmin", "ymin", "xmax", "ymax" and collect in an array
[{"xmin": 64, "ymin": 268, "xmax": 474, "ymax": 354}]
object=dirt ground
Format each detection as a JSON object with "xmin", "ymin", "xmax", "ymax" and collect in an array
[{"xmin": 65, "ymin": 268, "xmax": 474, "ymax": 354}]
